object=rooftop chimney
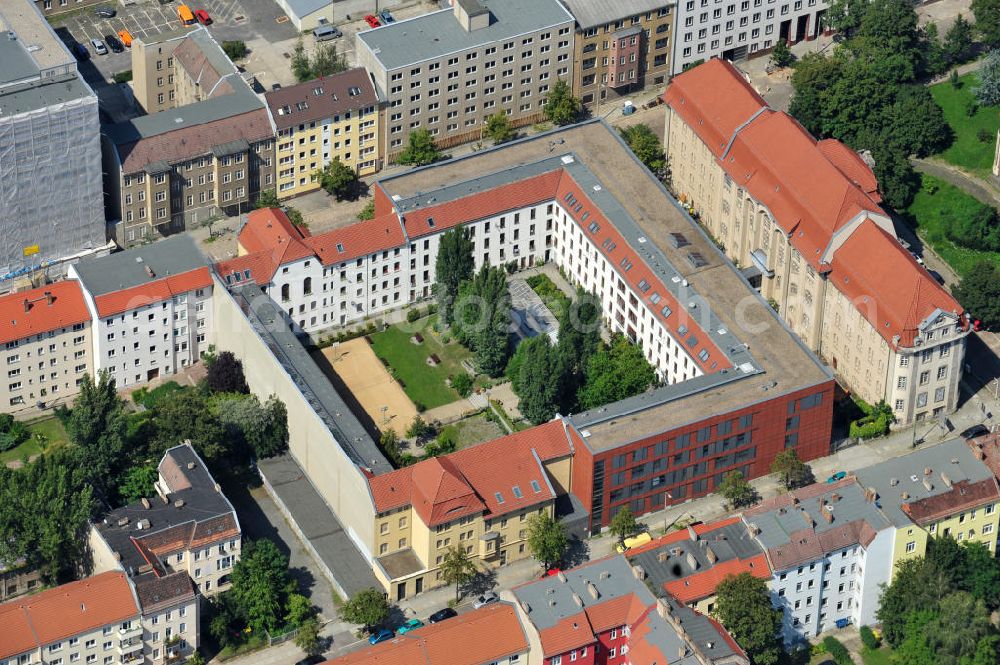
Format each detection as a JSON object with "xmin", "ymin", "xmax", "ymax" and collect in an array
[
  {"xmin": 44, "ymin": 291, "xmax": 53, "ymax": 305},
  {"xmin": 519, "ymin": 600, "xmax": 531, "ymax": 613},
  {"xmin": 187, "ymin": 462, "xmax": 196, "ymax": 470},
  {"xmin": 586, "ymin": 582, "xmax": 600, "ymax": 600},
  {"xmin": 141, "ymin": 498, "xmax": 150, "ymax": 509},
  {"xmin": 22, "ymin": 299, "xmax": 29, "ymax": 312},
  {"xmin": 572, "ymin": 593, "xmax": 583, "ymax": 607},
  {"xmin": 658, "ymin": 550, "xmax": 669, "ymax": 563},
  {"xmin": 685, "ymin": 551, "xmax": 699, "ymax": 571},
  {"xmin": 174, "ymin": 499, "xmax": 185, "ymax": 508},
  {"xmin": 656, "ymin": 597, "xmax": 671, "ymax": 619},
  {"xmin": 632, "ymin": 564, "xmax": 646, "ymax": 580},
  {"xmin": 557, "ymin": 571, "xmax": 567, "ymax": 583},
  {"xmin": 705, "ymin": 545, "xmax": 717, "ymax": 564},
  {"xmin": 146, "ymin": 265, "xmax": 156, "ymax": 278},
  {"xmin": 821, "ymin": 508, "xmax": 834, "ymax": 523},
  {"xmin": 688, "ymin": 524, "xmax": 699, "ymax": 541},
  {"xmin": 941, "ymin": 472, "xmax": 953, "ymax": 488},
  {"xmin": 801, "ymin": 510, "xmax": 815, "ymax": 528},
  {"xmin": 922, "ymin": 477, "xmax": 934, "ymax": 492},
  {"xmin": 599, "ymin": 570, "xmax": 611, "ymax": 581}
]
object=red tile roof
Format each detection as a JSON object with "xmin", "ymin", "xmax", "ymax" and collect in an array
[
  {"xmin": 368, "ymin": 420, "xmax": 572, "ymax": 522},
  {"xmin": 0, "ymin": 572, "xmax": 140, "ymax": 658},
  {"xmin": 323, "ymin": 603, "xmax": 528, "ymax": 665},
  {"xmin": 93, "ymin": 267, "xmax": 213, "ymax": 318},
  {"xmin": 829, "ymin": 220, "xmax": 964, "ymax": 348},
  {"xmin": 585, "ymin": 593, "xmax": 648, "ymax": 633},
  {"xmin": 969, "ymin": 433, "xmax": 1000, "ymax": 479},
  {"xmin": 901, "ymin": 477, "xmax": 1000, "ymax": 524},
  {"xmin": 664, "ymin": 553, "xmax": 771, "ymax": 603},
  {"xmin": 538, "ymin": 614, "xmax": 596, "ymax": 657},
  {"xmin": 307, "ymin": 214, "xmax": 407, "ymax": 265},
  {"xmin": 0, "ymin": 281, "xmax": 90, "ymax": 345},
  {"xmin": 663, "ymin": 61, "xmax": 965, "ymax": 348},
  {"xmin": 265, "ymin": 68, "xmax": 379, "ymax": 132}
]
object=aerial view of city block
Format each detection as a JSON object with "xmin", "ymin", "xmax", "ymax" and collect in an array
[{"xmin": 2, "ymin": 0, "xmax": 1000, "ymax": 663}]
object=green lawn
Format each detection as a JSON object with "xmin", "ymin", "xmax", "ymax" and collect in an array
[
  {"xmin": 0, "ymin": 417, "xmax": 70, "ymax": 465},
  {"xmin": 930, "ymin": 73, "xmax": 1000, "ymax": 177},
  {"xmin": 447, "ymin": 413, "xmax": 505, "ymax": 450},
  {"xmin": 905, "ymin": 174, "xmax": 1000, "ymax": 277},
  {"xmin": 369, "ymin": 315, "xmax": 474, "ymax": 410},
  {"xmin": 860, "ymin": 647, "xmax": 893, "ymax": 665}
]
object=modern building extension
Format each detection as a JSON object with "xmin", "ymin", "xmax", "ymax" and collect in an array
[
  {"xmin": 356, "ymin": 0, "xmax": 576, "ymax": 161},
  {"xmin": 0, "ymin": 1, "xmax": 108, "ymax": 289},
  {"xmin": 509, "ymin": 554, "xmax": 749, "ymax": 665},
  {"xmin": 670, "ymin": 0, "xmax": 830, "ymax": 74},
  {"xmin": 264, "ymin": 68, "xmax": 380, "ymax": 199},
  {"xmin": 560, "ymin": 0, "xmax": 674, "ymax": 107},
  {"xmin": 663, "ymin": 60, "xmax": 968, "ymax": 425},
  {"xmin": 103, "ymin": 27, "xmax": 275, "ymax": 246},
  {"xmin": 69, "ymin": 235, "xmax": 214, "ymax": 388},
  {"xmin": 0, "ymin": 281, "xmax": 92, "ymax": 414}
]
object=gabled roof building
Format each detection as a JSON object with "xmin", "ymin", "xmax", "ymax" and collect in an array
[{"xmin": 663, "ymin": 59, "xmax": 969, "ymax": 425}]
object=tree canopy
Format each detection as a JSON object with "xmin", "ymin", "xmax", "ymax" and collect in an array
[
  {"xmin": 953, "ymin": 262, "xmax": 1000, "ymax": 331},
  {"xmin": 313, "ymin": 159, "xmax": 358, "ymax": 200},
  {"xmin": 543, "ymin": 79, "xmax": 581, "ymax": 126},
  {"xmin": 509, "ymin": 336, "xmax": 560, "ymax": 424},
  {"xmin": 483, "ymin": 112, "xmax": 515, "ymax": 145},
  {"xmin": 578, "ymin": 334, "xmax": 656, "ymax": 410},
  {"xmin": 619, "ymin": 124, "xmax": 669, "ymax": 181},
  {"xmin": 770, "ymin": 449, "xmax": 814, "ymax": 490},
  {"xmin": 434, "ymin": 228, "xmax": 475, "ymax": 324},
  {"xmin": 439, "ymin": 546, "xmax": 477, "ymax": 601},
  {"xmin": 718, "ymin": 471, "xmax": 757, "ymax": 508},
  {"xmin": 453, "ymin": 265, "xmax": 511, "ymax": 376},
  {"xmin": 291, "ymin": 39, "xmax": 347, "ymax": 82},
  {"xmin": 973, "ymin": 0, "xmax": 1000, "ymax": 49},
  {"xmin": 609, "ymin": 506, "xmax": 638, "ymax": 546},
  {"xmin": 714, "ymin": 573, "xmax": 783, "ymax": 665},
  {"xmin": 206, "ymin": 351, "xmax": 249, "ymax": 394},
  {"xmin": 340, "ymin": 587, "xmax": 390, "ymax": 631},
  {"xmin": 526, "ymin": 512, "xmax": 568, "ymax": 570},
  {"xmin": 396, "ymin": 129, "xmax": 442, "ymax": 166},
  {"xmin": 230, "ymin": 539, "xmax": 296, "ymax": 633}
]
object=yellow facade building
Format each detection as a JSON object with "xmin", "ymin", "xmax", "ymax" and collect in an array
[
  {"xmin": 366, "ymin": 421, "xmax": 574, "ymax": 601},
  {"xmin": 264, "ymin": 68, "xmax": 381, "ymax": 199}
]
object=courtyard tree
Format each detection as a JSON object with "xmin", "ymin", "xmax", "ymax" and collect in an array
[
  {"xmin": 826, "ymin": 0, "xmax": 870, "ymax": 36},
  {"xmin": 714, "ymin": 572, "xmax": 783, "ymax": 665},
  {"xmin": 214, "ymin": 394, "xmax": 289, "ymax": 459},
  {"xmin": 454, "ymin": 265, "xmax": 511, "ymax": 376},
  {"xmin": 313, "ymin": 159, "xmax": 358, "ymax": 200},
  {"xmin": 357, "ymin": 199, "xmax": 375, "ymax": 220},
  {"xmin": 944, "ymin": 15, "xmax": 976, "ymax": 66},
  {"xmin": 230, "ymin": 539, "xmax": 295, "ymax": 633},
  {"xmin": 117, "ymin": 464, "xmax": 158, "ymax": 505},
  {"xmin": 439, "ymin": 546, "xmax": 477, "ymax": 602},
  {"xmin": 65, "ymin": 370, "xmax": 127, "ymax": 499},
  {"xmin": 396, "ymin": 129, "xmax": 441, "ymax": 166},
  {"xmin": 619, "ymin": 124, "xmax": 668, "ymax": 180},
  {"xmin": 526, "ymin": 512, "xmax": 568, "ymax": 570},
  {"xmin": 543, "ymin": 79, "xmax": 581, "ymax": 126},
  {"xmin": 254, "ymin": 189, "xmax": 280, "ymax": 209},
  {"xmin": 975, "ymin": 50, "xmax": 1000, "ymax": 106},
  {"xmin": 433, "ymin": 228, "xmax": 474, "ymax": 324},
  {"xmin": 483, "ymin": 112, "xmax": 515, "ymax": 145},
  {"xmin": 206, "ymin": 351, "xmax": 249, "ymax": 394},
  {"xmin": 341, "ymin": 587, "xmax": 390, "ymax": 632},
  {"xmin": 609, "ymin": 506, "xmax": 638, "ymax": 547},
  {"xmin": 294, "ymin": 617, "xmax": 322, "ymax": 657},
  {"xmin": 512, "ymin": 336, "xmax": 560, "ymax": 424},
  {"xmin": 770, "ymin": 39, "xmax": 793, "ymax": 68},
  {"xmin": 973, "ymin": 0, "xmax": 1000, "ymax": 49},
  {"xmin": 770, "ymin": 449, "xmax": 814, "ymax": 490},
  {"xmin": 406, "ymin": 415, "xmax": 435, "ymax": 441},
  {"xmin": 577, "ymin": 334, "xmax": 656, "ymax": 410},
  {"xmin": 953, "ymin": 262, "xmax": 1000, "ymax": 331},
  {"xmin": 291, "ymin": 39, "xmax": 347, "ymax": 82},
  {"xmin": 718, "ymin": 471, "xmax": 756, "ymax": 509}
]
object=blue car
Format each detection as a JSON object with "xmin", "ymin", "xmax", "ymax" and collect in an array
[
  {"xmin": 826, "ymin": 471, "xmax": 847, "ymax": 484},
  {"xmin": 368, "ymin": 628, "xmax": 394, "ymax": 645},
  {"xmin": 380, "ymin": 9, "xmax": 395, "ymax": 23}
]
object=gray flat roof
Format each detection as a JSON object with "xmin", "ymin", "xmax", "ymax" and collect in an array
[
  {"xmin": 0, "ymin": 1, "xmax": 75, "ymax": 74},
  {"xmin": 356, "ymin": 0, "xmax": 574, "ymax": 71},
  {"xmin": 0, "ymin": 38, "xmax": 40, "ymax": 87},
  {"xmin": 854, "ymin": 438, "xmax": 996, "ymax": 527},
  {"xmin": 231, "ymin": 285, "xmax": 392, "ymax": 474},
  {"xmin": 0, "ymin": 72, "xmax": 94, "ymax": 117},
  {"xmin": 73, "ymin": 235, "xmax": 208, "ymax": 298},
  {"xmin": 559, "ymin": 0, "xmax": 673, "ymax": 29}
]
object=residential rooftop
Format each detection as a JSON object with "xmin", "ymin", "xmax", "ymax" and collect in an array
[
  {"xmin": 264, "ymin": 68, "xmax": 379, "ymax": 132},
  {"xmin": 323, "ymin": 603, "xmax": 529, "ymax": 665},
  {"xmin": 356, "ymin": 0, "xmax": 574, "ymax": 72},
  {"xmin": 853, "ymin": 437, "xmax": 999, "ymax": 528},
  {"xmin": 377, "ymin": 120, "xmax": 829, "ymax": 452},
  {"xmin": 559, "ymin": 0, "xmax": 673, "ymax": 29},
  {"xmin": 72, "ymin": 234, "xmax": 210, "ymax": 298},
  {"xmin": 0, "ymin": 280, "xmax": 90, "ymax": 345}
]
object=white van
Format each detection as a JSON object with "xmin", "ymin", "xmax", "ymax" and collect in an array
[{"xmin": 313, "ymin": 24, "xmax": 342, "ymax": 41}]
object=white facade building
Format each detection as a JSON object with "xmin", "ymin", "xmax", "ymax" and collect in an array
[
  {"xmin": 671, "ymin": 0, "xmax": 830, "ymax": 74},
  {"xmin": 69, "ymin": 235, "xmax": 214, "ymax": 387}
]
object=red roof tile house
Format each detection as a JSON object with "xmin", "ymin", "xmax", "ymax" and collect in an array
[
  {"xmin": 510, "ymin": 555, "xmax": 748, "ymax": 665},
  {"xmin": 0, "ymin": 280, "xmax": 93, "ymax": 415},
  {"xmin": 365, "ymin": 421, "xmax": 574, "ymax": 598},
  {"xmin": 663, "ymin": 59, "xmax": 968, "ymax": 425}
]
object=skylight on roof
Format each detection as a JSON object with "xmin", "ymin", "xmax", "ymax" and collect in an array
[
  {"xmin": 650, "ymin": 293, "xmax": 661, "ymax": 305},
  {"xmin": 669, "ymin": 232, "xmax": 690, "ymax": 249},
  {"xmin": 678, "ymin": 324, "xmax": 688, "ymax": 335},
  {"xmin": 243, "ymin": 270, "xmax": 251, "ymax": 279},
  {"xmin": 588, "ymin": 221, "xmax": 600, "ymax": 234},
  {"xmin": 336, "ymin": 243, "xmax": 345, "ymax": 253},
  {"xmin": 564, "ymin": 192, "xmax": 573, "ymax": 202},
  {"xmin": 686, "ymin": 251, "xmax": 708, "ymax": 269},
  {"xmin": 661, "ymin": 305, "xmax": 672, "ymax": 317},
  {"xmin": 698, "ymin": 349, "xmax": 710, "ymax": 362},
  {"xmin": 494, "ymin": 491, "xmax": 505, "ymax": 504},
  {"xmin": 427, "ymin": 217, "xmax": 436, "ymax": 228},
  {"xmin": 620, "ymin": 258, "xmax": 633, "ymax": 271},
  {"xmin": 348, "ymin": 86, "xmax": 363, "ymax": 96},
  {"xmin": 512, "ymin": 486, "xmax": 523, "ymax": 499},
  {"xmin": 638, "ymin": 280, "xmax": 651, "ymax": 293},
  {"xmin": 531, "ymin": 480, "xmax": 541, "ymax": 493},
  {"xmin": 312, "ymin": 87, "xmax": 324, "ymax": 96}
]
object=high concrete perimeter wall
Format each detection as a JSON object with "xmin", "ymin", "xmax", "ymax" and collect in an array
[{"xmin": 211, "ymin": 279, "xmax": 376, "ymax": 556}]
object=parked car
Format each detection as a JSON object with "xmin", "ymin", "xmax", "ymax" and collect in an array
[
  {"xmin": 472, "ymin": 591, "xmax": 499, "ymax": 609},
  {"xmin": 194, "ymin": 9, "xmax": 212, "ymax": 24},
  {"xmin": 117, "ymin": 29, "xmax": 134, "ymax": 48},
  {"xmin": 71, "ymin": 42, "xmax": 89, "ymax": 60},
  {"xmin": 368, "ymin": 628, "xmax": 394, "ymax": 645},
  {"xmin": 396, "ymin": 618, "xmax": 424, "ymax": 634},
  {"xmin": 928, "ymin": 269, "xmax": 945, "ymax": 285},
  {"xmin": 428, "ymin": 607, "xmax": 457, "ymax": 623},
  {"xmin": 104, "ymin": 34, "xmax": 125, "ymax": 53},
  {"xmin": 614, "ymin": 531, "xmax": 652, "ymax": 553},
  {"xmin": 379, "ymin": 9, "xmax": 395, "ymax": 22},
  {"xmin": 961, "ymin": 424, "xmax": 990, "ymax": 440},
  {"xmin": 364, "ymin": 14, "xmax": 381, "ymax": 27},
  {"xmin": 94, "ymin": 6, "xmax": 116, "ymax": 18},
  {"xmin": 910, "ymin": 252, "xmax": 925, "ymax": 266},
  {"xmin": 826, "ymin": 471, "xmax": 847, "ymax": 484},
  {"xmin": 313, "ymin": 24, "xmax": 342, "ymax": 41},
  {"xmin": 90, "ymin": 38, "xmax": 108, "ymax": 55},
  {"xmin": 543, "ymin": 567, "xmax": 562, "ymax": 577}
]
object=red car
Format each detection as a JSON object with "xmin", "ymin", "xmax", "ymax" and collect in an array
[
  {"xmin": 195, "ymin": 9, "xmax": 212, "ymax": 25},
  {"xmin": 364, "ymin": 14, "xmax": 381, "ymax": 28}
]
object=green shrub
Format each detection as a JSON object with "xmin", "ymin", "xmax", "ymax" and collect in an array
[
  {"xmin": 113, "ymin": 70, "xmax": 133, "ymax": 84},
  {"xmin": 222, "ymin": 40, "xmax": 248, "ymax": 61},
  {"xmin": 406, "ymin": 308, "xmax": 422, "ymax": 323},
  {"xmin": 849, "ymin": 398, "xmax": 894, "ymax": 439},
  {"xmin": 822, "ymin": 636, "xmax": 853, "ymax": 665},
  {"xmin": 451, "ymin": 373, "xmax": 473, "ymax": 397},
  {"xmin": 0, "ymin": 414, "xmax": 28, "ymax": 453},
  {"xmin": 859, "ymin": 625, "xmax": 879, "ymax": 651}
]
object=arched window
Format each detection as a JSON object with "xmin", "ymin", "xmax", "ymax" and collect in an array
[
  {"xmin": 281, "ymin": 284, "xmax": 290, "ymax": 302},
  {"xmin": 303, "ymin": 276, "xmax": 313, "ymax": 295}
]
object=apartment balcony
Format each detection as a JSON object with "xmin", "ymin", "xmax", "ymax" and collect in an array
[
  {"xmin": 117, "ymin": 638, "xmax": 143, "ymax": 657},
  {"xmin": 118, "ymin": 624, "xmax": 142, "ymax": 640}
]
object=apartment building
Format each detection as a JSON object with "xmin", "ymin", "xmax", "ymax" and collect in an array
[
  {"xmin": 509, "ymin": 554, "xmax": 749, "ymax": 665},
  {"xmin": 33, "ymin": 0, "xmax": 104, "ymax": 15},
  {"xmin": 0, "ymin": 281, "xmax": 92, "ymax": 414},
  {"xmin": 265, "ymin": 68, "xmax": 380, "ymax": 199},
  {"xmin": 854, "ymin": 437, "xmax": 1000, "ymax": 568},
  {"xmin": 91, "ymin": 443, "xmax": 242, "ymax": 598},
  {"xmin": 0, "ymin": 559, "xmax": 41, "ymax": 602},
  {"xmin": 625, "ymin": 517, "xmax": 770, "ymax": 616},
  {"xmin": 663, "ymin": 60, "xmax": 968, "ymax": 425},
  {"xmin": 671, "ymin": 0, "xmax": 829, "ymax": 73},
  {"xmin": 559, "ymin": 0, "xmax": 674, "ymax": 107},
  {"xmin": 366, "ymin": 421, "xmax": 572, "ymax": 600},
  {"xmin": 0, "ymin": 572, "xmax": 144, "ymax": 665},
  {"xmin": 325, "ymin": 604, "xmax": 529, "ymax": 665},
  {"xmin": 69, "ymin": 235, "xmax": 214, "ymax": 388},
  {"xmin": 742, "ymin": 479, "xmax": 893, "ymax": 644},
  {"xmin": 356, "ymin": 0, "xmax": 576, "ymax": 161},
  {"xmin": 1, "ymin": 2, "xmax": 107, "ymax": 287},
  {"xmin": 218, "ymin": 121, "xmax": 833, "ymax": 550},
  {"xmin": 103, "ymin": 27, "xmax": 275, "ymax": 246}
]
